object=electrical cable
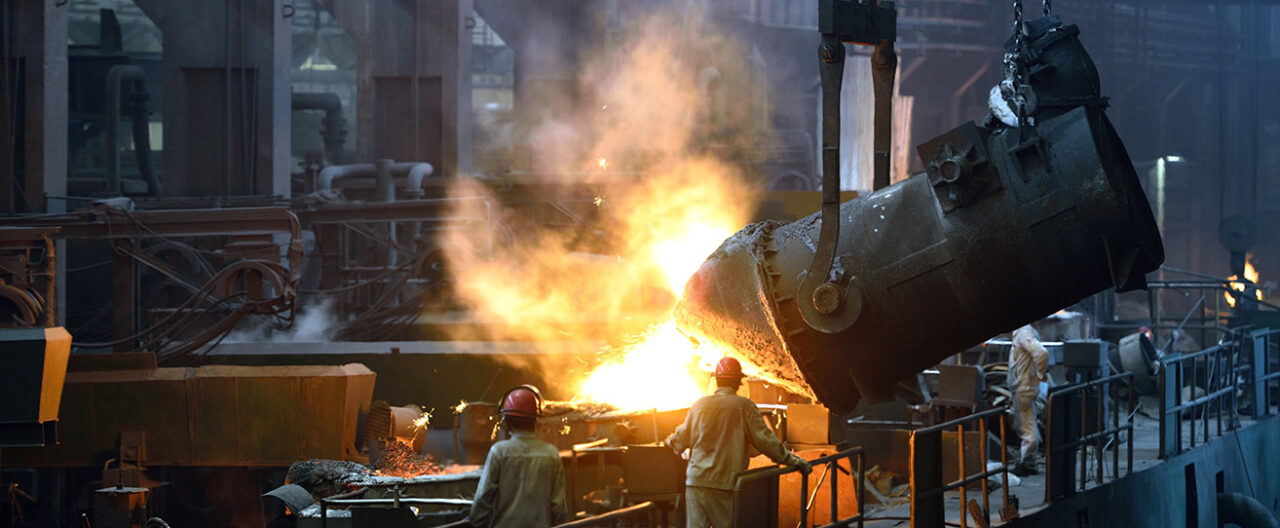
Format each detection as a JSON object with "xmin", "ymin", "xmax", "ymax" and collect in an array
[
  {"xmin": 71, "ymin": 270, "xmax": 227, "ymax": 348},
  {"xmin": 66, "ymin": 260, "xmax": 113, "ymax": 273},
  {"xmin": 300, "ymin": 252, "xmax": 424, "ymax": 293},
  {"xmin": 72, "ymin": 257, "xmax": 294, "ymax": 351},
  {"xmin": 121, "ymin": 209, "xmax": 289, "ymax": 257}
]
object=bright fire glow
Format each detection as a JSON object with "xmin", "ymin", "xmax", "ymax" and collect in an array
[
  {"xmin": 440, "ymin": 9, "xmax": 763, "ymax": 414},
  {"xmin": 1225, "ymin": 256, "xmax": 1262, "ymax": 308},
  {"xmin": 574, "ymin": 185, "xmax": 746, "ymax": 411},
  {"xmin": 649, "ymin": 223, "xmax": 734, "ymax": 296},
  {"xmin": 571, "ymin": 161, "xmax": 751, "ymax": 411},
  {"xmin": 577, "ymin": 321, "xmax": 709, "ymax": 411}
]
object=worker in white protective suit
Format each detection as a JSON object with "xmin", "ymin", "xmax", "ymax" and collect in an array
[
  {"xmin": 1008, "ymin": 325, "xmax": 1049, "ymax": 475},
  {"xmin": 665, "ymin": 357, "xmax": 811, "ymax": 528}
]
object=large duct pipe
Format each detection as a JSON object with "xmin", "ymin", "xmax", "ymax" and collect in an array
[
  {"xmin": 315, "ymin": 162, "xmax": 434, "ymax": 196},
  {"xmin": 374, "ymin": 159, "xmax": 396, "ymax": 203},
  {"xmin": 291, "ymin": 91, "xmax": 349, "ymax": 165},
  {"xmin": 105, "ymin": 65, "xmax": 160, "ymax": 197},
  {"xmin": 675, "ymin": 105, "xmax": 1163, "ymax": 413}
]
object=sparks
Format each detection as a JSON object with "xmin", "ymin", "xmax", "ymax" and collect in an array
[{"xmin": 412, "ymin": 409, "xmax": 433, "ymax": 430}]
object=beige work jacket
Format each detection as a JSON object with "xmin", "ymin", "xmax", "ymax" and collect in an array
[{"xmin": 666, "ymin": 387, "xmax": 803, "ymax": 490}]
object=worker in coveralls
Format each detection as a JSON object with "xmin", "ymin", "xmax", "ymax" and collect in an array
[
  {"xmin": 470, "ymin": 384, "xmax": 571, "ymax": 527},
  {"xmin": 1008, "ymin": 325, "xmax": 1049, "ymax": 475},
  {"xmin": 665, "ymin": 357, "xmax": 811, "ymax": 528}
]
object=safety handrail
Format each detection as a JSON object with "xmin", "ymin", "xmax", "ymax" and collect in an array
[
  {"xmin": 1159, "ymin": 337, "xmax": 1243, "ymax": 458},
  {"xmin": 1044, "ymin": 371, "xmax": 1135, "ymax": 501},
  {"xmin": 732, "ymin": 447, "xmax": 866, "ymax": 528},
  {"xmin": 319, "ymin": 496, "xmax": 472, "ymax": 528},
  {"xmin": 1245, "ymin": 327, "xmax": 1280, "ymax": 418},
  {"xmin": 552, "ymin": 501, "xmax": 656, "ymax": 528},
  {"xmin": 909, "ymin": 406, "xmax": 1012, "ymax": 528},
  {"xmin": 566, "ymin": 438, "xmax": 613, "ymax": 513}
]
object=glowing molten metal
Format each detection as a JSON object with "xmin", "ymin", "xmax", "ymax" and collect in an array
[
  {"xmin": 1225, "ymin": 256, "xmax": 1263, "ymax": 308},
  {"xmin": 574, "ymin": 179, "xmax": 749, "ymax": 412},
  {"xmin": 577, "ymin": 321, "xmax": 707, "ymax": 412}
]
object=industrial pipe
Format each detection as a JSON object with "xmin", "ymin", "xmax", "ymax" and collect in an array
[
  {"xmin": 674, "ymin": 106, "xmax": 1164, "ymax": 413},
  {"xmin": 315, "ymin": 162, "xmax": 433, "ymax": 197},
  {"xmin": 291, "ymin": 91, "xmax": 349, "ymax": 165},
  {"xmin": 375, "ymin": 159, "xmax": 395, "ymax": 203},
  {"xmin": 105, "ymin": 65, "xmax": 161, "ymax": 196},
  {"xmin": 1218, "ymin": 493, "xmax": 1280, "ymax": 528}
]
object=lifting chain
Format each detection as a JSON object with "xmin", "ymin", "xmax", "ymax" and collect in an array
[{"xmin": 1001, "ymin": 0, "xmax": 1035, "ymax": 135}]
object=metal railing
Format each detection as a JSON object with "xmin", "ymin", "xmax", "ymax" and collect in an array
[
  {"xmin": 320, "ymin": 496, "xmax": 472, "ymax": 528},
  {"xmin": 1158, "ymin": 338, "xmax": 1244, "ymax": 458},
  {"xmin": 1244, "ymin": 327, "xmax": 1280, "ymax": 419},
  {"xmin": 732, "ymin": 447, "xmax": 867, "ymax": 528},
  {"xmin": 552, "ymin": 501, "xmax": 657, "ymax": 528},
  {"xmin": 1141, "ymin": 279, "xmax": 1238, "ymax": 354},
  {"xmin": 909, "ymin": 407, "xmax": 1012, "ymax": 528},
  {"xmin": 1044, "ymin": 372, "xmax": 1136, "ymax": 501},
  {"xmin": 566, "ymin": 439, "xmax": 614, "ymax": 513}
]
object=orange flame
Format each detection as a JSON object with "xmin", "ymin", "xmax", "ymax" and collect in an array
[
  {"xmin": 577, "ymin": 321, "xmax": 708, "ymax": 411},
  {"xmin": 573, "ymin": 161, "xmax": 751, "ymax": 411},
  {"xmin": 1225, "ymin": 256, "xmax": 1262, "ymax": 308},
  {"xmin": 440, "ymin": 6, "xmax": 764, "ymax": 413}
]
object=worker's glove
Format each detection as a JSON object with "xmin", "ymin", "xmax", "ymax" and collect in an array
[{"xmin": 791, "ymin": 457, "xmax": 812, "ymax": 476}]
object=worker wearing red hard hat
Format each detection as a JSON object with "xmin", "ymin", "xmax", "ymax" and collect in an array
[
  {"xmin": 665, "ymin": 357, "xmax": 811, "ymax": 528},
  {"xmin": 468, "ymin": 385, "xmax": 571, "ymax": 527}
]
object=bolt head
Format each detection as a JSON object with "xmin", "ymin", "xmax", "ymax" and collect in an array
[{"xmin": 813, "ymin": 282, "xmax": 842, "ymax": 315}]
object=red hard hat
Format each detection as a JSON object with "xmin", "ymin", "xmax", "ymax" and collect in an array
[
  {"xmin": 500, "ymin": 385, "xmax": 542, "ymax": 418},
  {"xmin": 713, "ymin": 357, "xmax": 744, "ymax": 379}
]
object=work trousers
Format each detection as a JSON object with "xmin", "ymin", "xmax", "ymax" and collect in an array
[
  {"xmin": 685, "ymin": 486, "xmax": 733, "ymax": 528},
  {"xmin": 1013, "ymin": 389, "xmax": 1039, "ymax": 462}
]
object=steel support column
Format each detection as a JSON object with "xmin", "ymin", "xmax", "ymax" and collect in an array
[
  {"xmin": 112, "ymin": 239, "xmax": 137, "ymax": 353},
  {"xmin": 316, "ymin": 0, "xmax": 473, "ymax": 177},
  {"xmin": 132, "ymin": 0, "xmax": 292, "ymax": 198},
  {"xmin": 0, "ymin": 0, "xmax": 68, "ymax": 215},
  {"xmin": 1, "ymin": 1, "xmax": 68, "ymax": 324},
  {"xmin": 909, "ymin": 428, "xmax": 943, "ymax": 527}
]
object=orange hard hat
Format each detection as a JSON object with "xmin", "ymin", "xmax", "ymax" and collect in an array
[
  {"xmin": 713, "ymin": 357, "xmax": 744, "ymax": 379},
  {"xmin": 500, "ymin": 385, "xmax": 543, "ymax": 418}
]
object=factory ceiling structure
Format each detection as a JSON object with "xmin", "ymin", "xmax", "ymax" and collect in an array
[{"xmin": 1, "ymin": 0, "xmax": 1279, "ymax": 527}]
